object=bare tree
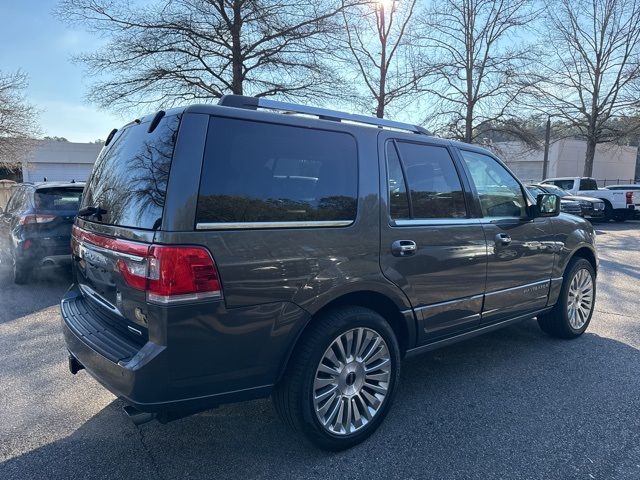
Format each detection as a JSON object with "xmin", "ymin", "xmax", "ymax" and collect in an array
[
  {"xmin": 532, "ymin": 0, "xmax": 640, "ymax": 177},
  {"xmin": 418, "ymin": 0, "xmax": 539, "ymax": 144},
  {"xmin": 57, "ymin": 0, "xmax": 355, "ymax": 111},
  {"xmin": 337, "ymin": 0, "xmax": 425, "ymax": 118},
  {"xmin": 0, "ymin": 70, "xmax": 39, "ymax": 169}
]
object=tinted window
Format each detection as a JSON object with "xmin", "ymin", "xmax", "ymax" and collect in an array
[
  {"xmin": 81, "ymin": 114, "xmax": 180, "ymax": 230},
  {"xmin": 539, "ymin": 184, "xmax": 568, "ymax": 197},
  {"xmin": 196, "ymin": 118, "xmax": 358, "ymax": 224},
  {"xmin": 6, "ymin": 187, "xmax": 28, "ymax": 214},
  {"xmin": 579, "ymin": 178, "xmax": 598, "ymax": 190},
  {"xmin": 394, "ymin": 142, "xmax": 466, "ymax": 219},
  {"xmin": 35, "ymin": 188, "xmax": 83, "ymax": 211},
  {"xmin": 527, "ymin": 185, "xmax": 545, "ymax": 197},
  {"xmin": 461, "ymin": 150, "xmax": 527, "ymax": 218},
  {"xmin": 386, "ymin": 143, "xmax": 410, "ymax": 219},
  {"xmin": 549, "ymin": 179, "xmax": 575, "ymax": 190}
]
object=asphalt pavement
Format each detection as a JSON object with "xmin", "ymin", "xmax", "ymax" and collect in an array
[{"xmin": 1, "ymin": 222, "xmax": 639, "ymax": 480}]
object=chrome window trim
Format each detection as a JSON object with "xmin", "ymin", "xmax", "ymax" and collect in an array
[{"xmin": 195, "ymin": 220, "xmax": 354, "ymax": 230}]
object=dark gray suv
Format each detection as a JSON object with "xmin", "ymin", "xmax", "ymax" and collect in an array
[{"xmin": 61, "ymin": 96, "xmax": 598, "ymax": 450}]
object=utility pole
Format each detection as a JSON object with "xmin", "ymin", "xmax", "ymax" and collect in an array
[{"xmin": 542, "ymin": 116, "xmax": 551, "ymax": 180}]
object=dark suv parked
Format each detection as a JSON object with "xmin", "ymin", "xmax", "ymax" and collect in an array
[
  {"xmin": 61, "ymin": 97, "xmax": 598, "ymax": 450},
  {"xmin": 1, "ymin": 181, "xmax": 84, "ymax": 283}
]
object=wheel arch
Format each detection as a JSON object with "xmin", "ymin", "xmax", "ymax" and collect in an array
[
  {"xmin": 276, "ymin": 289, "xmax": 416, "ymax": 384},
  {"xmin": 569, "ymin": 246, "xmax": 598, "ymax": 274}
]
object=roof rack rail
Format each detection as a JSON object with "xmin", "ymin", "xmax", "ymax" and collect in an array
[{"xmin": 218, "ymin": 95, "xmax": 430, "ymax": 136}]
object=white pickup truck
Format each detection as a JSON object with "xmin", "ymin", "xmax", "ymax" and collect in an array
[{"xmin": 543, "ymin": 177, "xmax": 638, "ymax": 221}]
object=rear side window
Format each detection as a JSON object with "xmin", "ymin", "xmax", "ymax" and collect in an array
[
  {"xmin": 386, "ymin": 141, "xmax": 467, "ymax": 220},
  {"xmin": 196, "ymin": 118, "xmax": 358, "ymax": 224},
  {"xmin": 6, "ymin": 187, "xmax": 29, "ymax": 213},
  {"xmin": 81, "ymin": 114, "xmax": 180, "ymax": 230},
  {"xmin": 549, "ymin": 179, "xmax": 575, "ymax": 190},
  {"xmin": 35, "ymin": 188, "xmax": 83, "ymax": 211},
  {"xmin": 579, "ymin": 178, "xmax": 598, "ymax": 190}
]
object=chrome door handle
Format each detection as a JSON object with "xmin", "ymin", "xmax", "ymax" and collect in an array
[
  {"xmin": 391, "ymin": 240, "xmax": 417, "ymax": 257},
  {"xmin": 494, "ymin": 233, "xmax": 512, "ymax": 246}
]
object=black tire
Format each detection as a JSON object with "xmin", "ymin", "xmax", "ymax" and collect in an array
[
  {"xmin": 612, "ymin": 210, "xmax": 627, "ymax": 222},
  {"xmin": 602, "ymin": 201, "xmax": 613, "ymax": 222},
  {"xmin": 11, "ymin": 249, "xmax": 30, "ymax": 285},
  {"xmin": 538, "ymin": 258, "xmax": 596, "ymax": 339},
  {"xmin": 273, "ymin": 306, "xmax": 401, "ymax": 451}
]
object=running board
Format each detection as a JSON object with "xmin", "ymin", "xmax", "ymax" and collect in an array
[{"xmin": 405, "ymin": 308, "xmax": 552, "ymax": 358}]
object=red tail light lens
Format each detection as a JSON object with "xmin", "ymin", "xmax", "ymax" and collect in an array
[
  {"xmin": 147, "ymin": 246, "xmax": 221, "ymax": 304},
  {"xmin": 72, "ymin": 226, "xmax": 221, "ymax": 304},
  {"xmin": 19, "ymin": 214, "xmax": 57, "ymax": 225},
  {"xmin": 626, "ymin": 191, "xmax": 633, "ymax": 204}
]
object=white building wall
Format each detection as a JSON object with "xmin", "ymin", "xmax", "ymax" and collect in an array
[
  {"xmin": 493, "ymin": 139, "xmax": 637, "ymax": 183},
  {"xmin": 22, "ymin": 140, "xmax": 103, "ymax": 182}
]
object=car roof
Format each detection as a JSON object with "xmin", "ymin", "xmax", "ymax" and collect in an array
[
  {"xmin": 133, "ymin": 103, "xmax": 500, "ymax": 160},
  {"xmin": 23, "ymin": 181, "xmax": 85, "ymax": 189}
]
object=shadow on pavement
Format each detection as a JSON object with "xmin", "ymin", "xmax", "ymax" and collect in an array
[
  {"xmin": 1, "ymin": 320, "xmax": 638, "ymax": 480},
  {"xmin": 0, "ymin": 263, "xmax": 71, "ymax": 324}
]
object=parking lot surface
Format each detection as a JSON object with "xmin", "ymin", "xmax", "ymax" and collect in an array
[{"xmin": 1, "ymin": 222, "xmax": 639, "ymax": 480}]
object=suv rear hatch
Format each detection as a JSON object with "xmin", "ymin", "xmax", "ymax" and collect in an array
[
  {"xmin": 27, "ymin": 186, "xmax": 83, "ymax": 257},
  {"xmin": 72, "ymin": 113, "xmax": 221, "ymax": 344}
]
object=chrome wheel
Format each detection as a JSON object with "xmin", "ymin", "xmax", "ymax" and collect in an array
[
  {"xmin": 313, "ymin": 327, "xmax": 391, "ymax": 436},
  {"xmin": 567, "ymin": 268, "xmax": 594, "ymax": 330}
]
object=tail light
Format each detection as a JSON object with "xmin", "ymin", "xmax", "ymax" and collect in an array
[
  {"xmin": 72, "ymin": 226, "xmax": 221, "ymax": 304},
  {"xmin": 19, "ymin": 214, "xmax": 57, "ymax": 225},
  {"xmin": 626, "ymin": 191, "xmax": 634, "ymax": 205}
]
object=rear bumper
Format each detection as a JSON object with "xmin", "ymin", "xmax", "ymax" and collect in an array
[
  {"xmin": 15, "ymin": 235, "xmax": 72, "ymax": 266},
  {"xmin": 61, "ymin": 285, "xmax": 309, "ymax": 413}
]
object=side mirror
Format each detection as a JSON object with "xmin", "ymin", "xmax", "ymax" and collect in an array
[{"xmin": 536, "ymin": 193, "xmax": 560, "ymax": 217}]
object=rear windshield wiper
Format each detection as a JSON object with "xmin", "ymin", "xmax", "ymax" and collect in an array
[{"xmin": 78, "ymin": 206, "xmax": 107, "ymax": 217}]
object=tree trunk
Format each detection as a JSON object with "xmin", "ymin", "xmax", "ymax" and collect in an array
[
  {"xmin": 464, "ymin": 102, "xmax": 473, "ymax": 143},
  {"xmin": 583, "ymin": 137, "xmax": 596, "ymax": 177},
  {"xmin": 231, "ymin": 1, "xmax": 243, "ymax": 95}
]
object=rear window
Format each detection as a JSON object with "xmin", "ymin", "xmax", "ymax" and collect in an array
[
  {"xmin": 196, "ymin": 117, "xmax": 358, "ymax": 225},
  {"xmin": 35, "ymin": 188, "xmax": 83, "ymax": 211},
  {"xmin": 579, "ymin": 178, "xmax": 598, "ymax": 190},
  {"xmin": 80, "ymin": 114, "xmax": 180, "ymax": 230}
]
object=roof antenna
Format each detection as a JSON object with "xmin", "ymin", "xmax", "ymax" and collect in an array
[
  {"xmin": 43, "ymin": 177, "xmax": 47, "ymax": 182},
  {"xmin": 71, "ymin": 179, "xmax": 76, "ymax": 183}
]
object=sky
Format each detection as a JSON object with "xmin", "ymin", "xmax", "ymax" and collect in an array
[{"xmin": 0, "ymin": 0, "xmax": 128, "ymax": 142}]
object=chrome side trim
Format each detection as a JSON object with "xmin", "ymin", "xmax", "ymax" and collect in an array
[
  {"xmin": 196, "ymin": 220, "xmax": 353, "ymax": 230},
  {"xmin": 405, "ymin": 308, "xmax": 553, "ymax": 358},
  {"xmin": 392, "ymin": 218, "xmax": 483, "ymax": 227},
  {"xmin": 413, "ymin": 294, "xmax": 484, "ymax": 314},
  {"xmin": 484, "ymin": 279, "xmax": 550, "ymax": 297}
]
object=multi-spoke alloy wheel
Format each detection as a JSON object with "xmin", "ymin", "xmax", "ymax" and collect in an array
[
  {"xmin": 273, "ymin": 306, "xmax": 400, "ymax": 450},
  {"xmin": 567, "ymin": 268, "xmax": 594, "ymax": 329},
  {"xmin": 538, "ymin": 257, "xmax": 596, "ymax": 339},
  {"xmin": 313, "ymin": 328, "xmax": 391, "ymax": 435}
]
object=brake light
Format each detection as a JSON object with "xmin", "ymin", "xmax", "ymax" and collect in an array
[
  {"xmin": 626, "ymin": 191, "xmax": 634, "ymax": 205},
  {"xmin": 19, "ymin": 214, "xmax": 57, "ymax": 225},
  {"xmin": 146, "ymin": 246, "xmax": 221, "ymax": 304},
  {"xmin": 72, "ymin": 226, "xmax": 221, "ymax": 304}
]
